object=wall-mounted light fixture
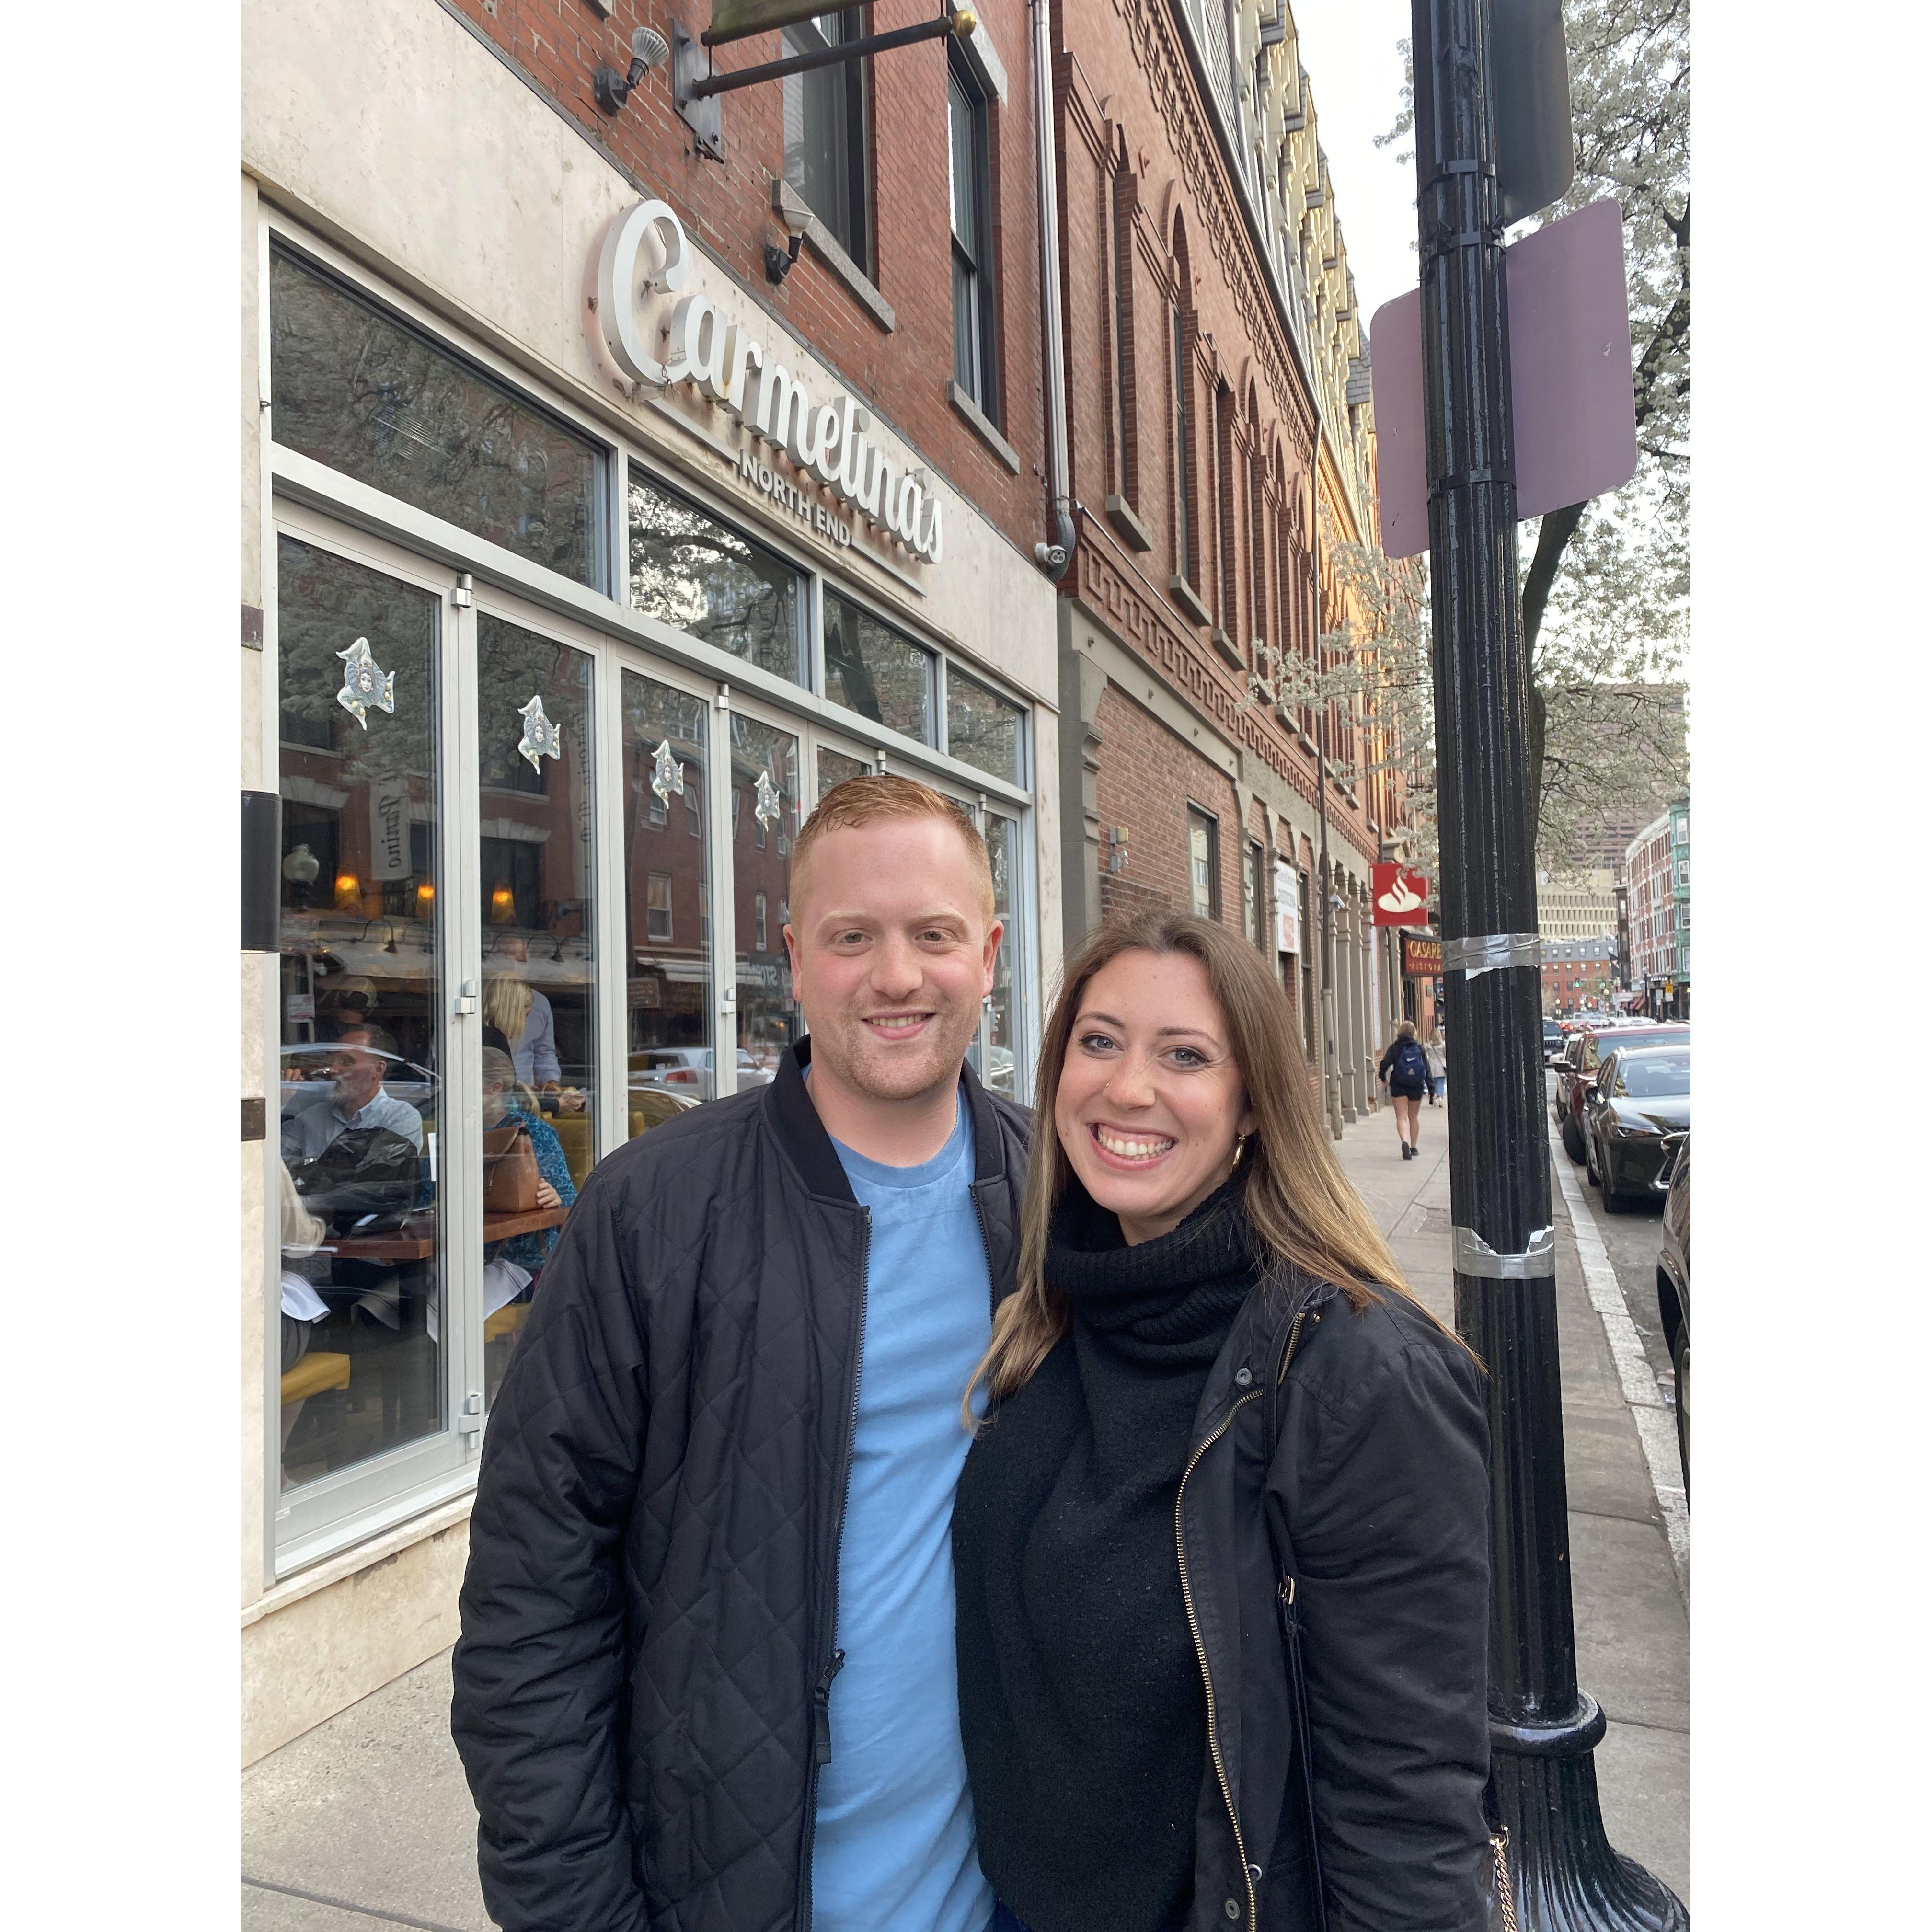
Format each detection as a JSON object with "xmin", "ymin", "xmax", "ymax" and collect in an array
[
  {"xmin": 594, "ymin": 24, "xmax": 670, "ymax": 115},
  {"xmin": 763, "ymin": 199, "xmax": 810, "ymax": 285}
]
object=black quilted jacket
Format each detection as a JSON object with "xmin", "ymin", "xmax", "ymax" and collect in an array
[{"xmin": 450, "ymin": 1039, "xmax": 1028, "ymax": 1932}]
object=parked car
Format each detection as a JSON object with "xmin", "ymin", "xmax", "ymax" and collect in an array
[
  {"xmin": 1552, "ymin": 1023, "xmax": 1689, "ymax": 1163},
  {"xmin": 1543, "ymin": 1018, "xmax": 1565, "ymax": 1065},
  {"xmin": 629, "ymin": 1046, "xmax": 771, "ymax": 1102},
  {"xmin": 1655, "ymin": 1131, "xmax": 1690, "ymax": 1504},
  {"xmin": 1580, "ymin": 1044, "xmax": 1690, "ymax": 1210}
]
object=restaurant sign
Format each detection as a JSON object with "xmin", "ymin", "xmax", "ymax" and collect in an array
[
  {"xmin": 1401, "ymin": 932, "xmax": 1443, "ymax": 978},
  {"xmin": 591, "ymin": 199, "xmax": 944, "ymax": 565}
]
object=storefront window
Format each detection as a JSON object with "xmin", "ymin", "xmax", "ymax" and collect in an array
[
  {"xmin": 624, "ymin": 669, "xmax": 714, "ymax": 1129},
  {"xmin": 946, "ymin": 669, "xmax": 1026, "ymax": 784},
  {"xmin": 474, "ymin": 616, "xmax": 596, "ymax": 1405},
  {"xmin": 983, "ymin": 812, "xmax": 1025, "ymax": 1099},
  {"xmin": 733, "ymin": 715, "xmax": 801, "ymax": 1082},
  {"xmin": 629, "ymin": 474, "xmax": 805, "ymax": 687},
  {"xmin": 276, "ymin": 535, "xmax": 445, "ymax": 1490},
  {"xmin": 270, "ymin": 247, "xmax": 605, "ymax": 586},
  {"xmin": 823, "ymin": 590, "xmax": 935, "ymax": 742},
  {"xmin": 817, "ymin": 746, "xmax": 870, "ymax": 799}
]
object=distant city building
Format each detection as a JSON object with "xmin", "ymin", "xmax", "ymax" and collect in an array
[
  {"xmin": 1537, "ymin": 866, "xmax": 1618, "ymax": 941},
  {"xmin": 1624, "ymin": 794, "xmax": 1690, "ymax": 1018},
  {"xmin": 1541, "ymin": 937, "xmax": 1617, "ymax": 1016}
]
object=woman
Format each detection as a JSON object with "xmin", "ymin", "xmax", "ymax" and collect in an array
[
  {"xmin": 479, "ymin": 1046, "xmax": 575, "ymax": 1272},
  {"xmin": 953, "ymin": 912, "xmax": 1495, "ymax": 1932},
  {"xmin": 1376, "ymin": 1018, "xmax": 1431, "ymax": 1158},
  {"xmin": 1424, "ymin": 1028, "xmax": 1447, "ymax": 1107}
]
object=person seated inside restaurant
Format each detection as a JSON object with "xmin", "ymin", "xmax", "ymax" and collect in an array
[
  {"xmin": 480, "ymin": 1046, "xmax": 575, "ymax": 1276},
  {"xmin": 282, "ymin": 1022, "xmax": 424, "ymax": 1161}
]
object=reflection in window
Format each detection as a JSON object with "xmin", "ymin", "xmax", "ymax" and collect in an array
[
  {"xmin": 270, "ymin": 247, "xmax": 605, "ymax": 586},
  {"xmin": 946, "ymin": 669, "xmax": 1026, "ymax": 784},
  {"xmin": 733, "ymin": 715, "xmax": 801, "ymax": 1082},
  {"xmin": 629, "ymin": 474, "xmax": 805, "ymax": 685},
  {"xmin": 275, "ymin": 535, "xmax": 444, "ymax": 1491},
  {"xmin": 824, "ymin": 591, "xmax": 935, "ymax": 742},
  {"xmin": 783, "ymin": 11, "xmax": 869, "ymax": 272},
  {"xmin": 623, "ymin": 670, "xmax": 713, "ymax": 1138},
  {"xmin": 818, "ymin": 746, "xmax": 871, "ymax": 800},
  {"xmin": 983, "ymin": 812, "xmax": 1025, "ymax": 1099}
]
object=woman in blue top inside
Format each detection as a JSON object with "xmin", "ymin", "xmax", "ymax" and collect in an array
[{"xmin": 479, "ymin": 1046, "xmax": 576, "ymax": 1274}]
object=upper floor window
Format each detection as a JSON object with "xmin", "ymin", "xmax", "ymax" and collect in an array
[
  {"xmin": 1188, "ymin": 807, "xmax": 1220, "ymax": 920},
  {"xmin": 949, "ymin": 53, "xmax": 999, "ymax": 417},
  {"xmin": 784, "ymin": 11, "xmax": 870, "ymax": 274},
  {"xmin": 1172, "ymin": 296, "xmax": 1193, "ymax": 582},
  {"xmin": 1110, "ymin": 163, "xmax": 1137, "ymax": 502}
]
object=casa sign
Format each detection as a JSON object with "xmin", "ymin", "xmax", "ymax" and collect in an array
[{"xmin": 591, "ymin": 199, "xmax": 944, "ymax": 566}]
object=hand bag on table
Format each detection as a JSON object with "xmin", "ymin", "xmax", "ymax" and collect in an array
[{"xmin": 482, "ymin": 1122, "xmax": 540, "ymax": 1213}]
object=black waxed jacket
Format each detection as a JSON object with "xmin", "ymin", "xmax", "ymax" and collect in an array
[
  {"xmin": 1174, "ymin": 1268, "xmax": 1494, "ymax": 1932},
  {"xmin": 450, "ymin": 1039, "xmax": 1028, "ymax": 1932}
]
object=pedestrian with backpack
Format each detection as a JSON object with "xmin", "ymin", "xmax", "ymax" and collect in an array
[{"xmin": 1377, "ymin": 1020, "xmax": 1431, "ymax": 1159}]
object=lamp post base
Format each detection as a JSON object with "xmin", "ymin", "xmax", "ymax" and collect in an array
[{"xmin": 1493, "ymin": 1696, "xmax": 1689, "ymax": 1930}]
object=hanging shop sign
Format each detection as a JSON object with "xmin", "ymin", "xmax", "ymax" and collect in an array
[
  {"xmin": 590, "ymin": 199, "xmax": 943, "ymax": 565},
  {"xmin": 1402, "ymin": 932, "xmax": 1443, "ymax": 978},
  {"xmin": 1274, "ymin": 861, "xmax": 1300, "ymax": 954},
  {"xmin": 1372, "ymin": 863, "xmax": 1431, "ymax": 928}
]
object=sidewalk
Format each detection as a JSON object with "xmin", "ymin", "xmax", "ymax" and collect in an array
[{"xmin": 242, "ymin": 1104, "xmax": 1688, "ymax": 1930}]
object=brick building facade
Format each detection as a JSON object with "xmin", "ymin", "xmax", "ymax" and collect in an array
[{"xmin": 1048, "ymin": 0, "xmax": 1409, "ymax": 1114}]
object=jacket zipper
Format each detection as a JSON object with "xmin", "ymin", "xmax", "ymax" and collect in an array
[
  {"xmin": 796, "ymin": 1204, "xmax": 871, "ymax": 1932},
  {"xmin": 1175, "ymin": 1307, "xmax": 1313, "ymax": 1932},
  {"xmin": 969, "ymin": 1182, "xmax": 1000, "ymax": 1317},
  {"xmin": 1175, "ymin": 1386, "xmax": 1264, "ymax": 1932}
]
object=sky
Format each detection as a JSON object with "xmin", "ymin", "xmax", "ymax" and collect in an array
[{"xmin": 1286, "ymin": 2, "xmax": 1419, "ymax": 351}]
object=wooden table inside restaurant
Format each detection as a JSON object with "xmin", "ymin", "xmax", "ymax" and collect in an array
[{"xmin": 324, "ymin": 1206, "xmax": 569, "ymax": 1264}]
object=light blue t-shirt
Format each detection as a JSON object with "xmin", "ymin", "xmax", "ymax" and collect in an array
[{"xmin": 813, "ymin": 1089, "xmax": 996, "ymax": 1932}]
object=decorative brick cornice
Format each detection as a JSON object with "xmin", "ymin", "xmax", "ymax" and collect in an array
[{"xmin": 1090, "ymin": 0, "xmax": 1315, "ymax": 458}]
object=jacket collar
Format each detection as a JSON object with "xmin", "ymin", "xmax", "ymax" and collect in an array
[{"xmin": 768, "ymin": 1036, "xmax": 1009, "ymax": 1202}]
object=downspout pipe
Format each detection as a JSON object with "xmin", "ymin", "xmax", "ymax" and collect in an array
[{"xmin": 1030, "ymin": 0, "xmax": 1076, "ymax": 581}]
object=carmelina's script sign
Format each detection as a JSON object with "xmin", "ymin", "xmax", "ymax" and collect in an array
[{"xmin": 590, "ymin": 199, "xmax": 943, "ymax": 566}]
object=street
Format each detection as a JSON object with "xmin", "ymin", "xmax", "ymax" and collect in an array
[{"xmin": 1547, "ymin": 1070, "xmax": 1679, "ymax": 1399}]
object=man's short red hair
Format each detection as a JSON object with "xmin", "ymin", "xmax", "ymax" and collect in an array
[{"xmin": 790, "ymin": 773, "xmax": 996, "ymax": 921}]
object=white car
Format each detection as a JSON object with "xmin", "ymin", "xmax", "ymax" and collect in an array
[{"xmin": 629, "ymin": 1047, "xmax": 771, "ymax": 1102}]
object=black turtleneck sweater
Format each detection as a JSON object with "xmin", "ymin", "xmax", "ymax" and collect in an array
[{"xmin": 953, "ymin": 1176, "xmax": 1260, "ymax": 1932}]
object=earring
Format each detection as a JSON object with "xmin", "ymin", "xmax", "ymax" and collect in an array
[{"xmin": 1230, "ymin": 1133, "xmax": 1248, "ymax": 1176}]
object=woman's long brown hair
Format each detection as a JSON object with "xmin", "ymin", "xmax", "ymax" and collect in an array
[{"xmin": 967, "ymin": 909, "xmax": 1469, "ymax": 1421}]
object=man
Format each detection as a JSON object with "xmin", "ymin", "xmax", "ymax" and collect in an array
[
  {"xmin": 281, "ymin": 1023, "xmax": 423, "ymax": 1161},
  {"xmin": 452, "ymin": 775, "xmax": 1027, "ymax": 1932}
]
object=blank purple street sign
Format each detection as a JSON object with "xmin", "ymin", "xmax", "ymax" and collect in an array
[{"xmin": 1371, "ymin": 197, "xmax": 1638, "ymax": 560}]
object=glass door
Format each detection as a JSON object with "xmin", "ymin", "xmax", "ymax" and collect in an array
[
  {"xmin": 621, "ymin": 664, "xmax": 719, "ymax": 1126},
  {"xmin": 471, "ymin": 605, "xmax": 600, "ymax": 1406},
  {"xmin": 729, "ymin": 703, "xmax": 804, "ymax": 1090},
  {"xmin": 274, "ymin": 526, "xmax": 466, "ymax": 1552}
]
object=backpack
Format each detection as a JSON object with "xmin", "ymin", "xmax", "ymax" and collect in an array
[{"xmin": 1393, "ymin": 1040, "xmax": 1430, "ymax": 1086}]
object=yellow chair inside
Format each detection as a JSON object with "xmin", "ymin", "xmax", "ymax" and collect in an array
[{"xmin": 281, "ymin": 1351, "xmax": 351, "ymax": 1405}]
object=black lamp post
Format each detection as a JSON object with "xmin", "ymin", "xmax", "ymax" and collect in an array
[{"xmin": 1408, "ymin": 1, "xmax": 1686, "ymax": 1925}]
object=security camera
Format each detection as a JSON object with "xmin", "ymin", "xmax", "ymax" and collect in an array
[{"xmin": 595, "ymin": 24, "xmax": 670, "ymax": 115}]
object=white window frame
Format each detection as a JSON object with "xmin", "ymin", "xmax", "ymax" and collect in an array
[{"xmin": 256, "ymin": 206, "xmax": 1041, "ymax": 1575}]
